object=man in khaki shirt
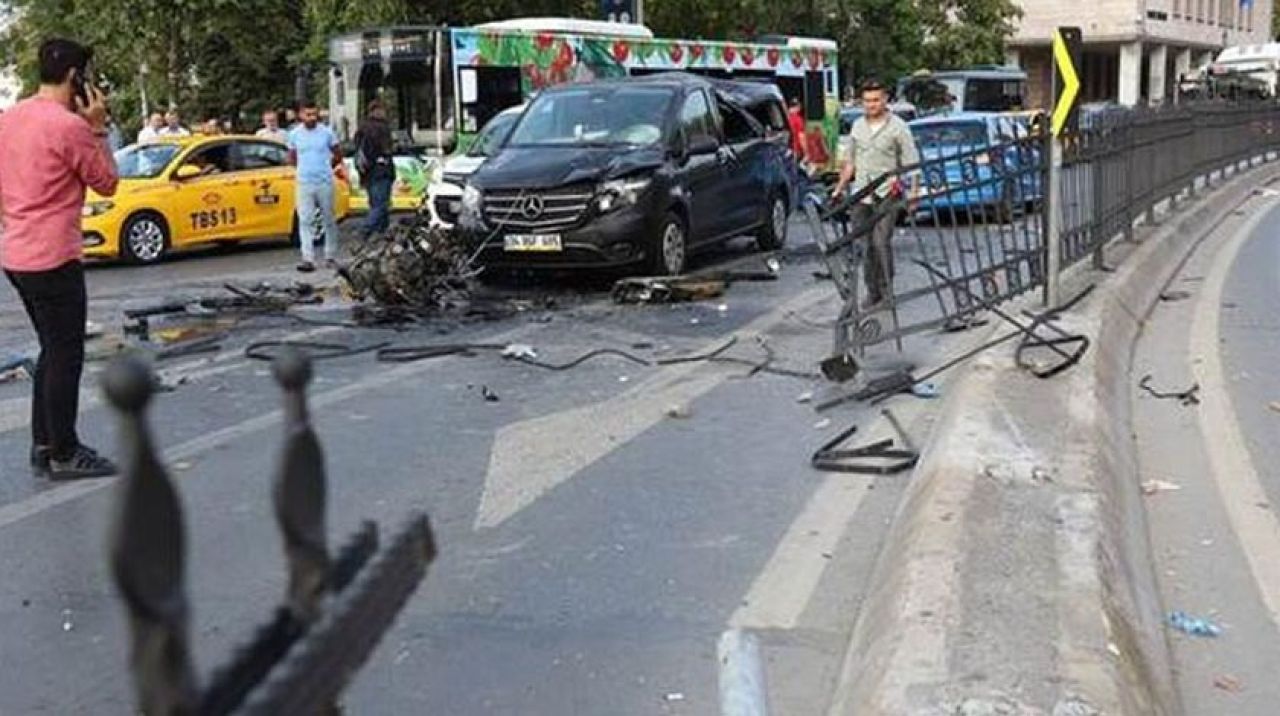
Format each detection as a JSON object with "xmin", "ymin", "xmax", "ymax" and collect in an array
[{"xmin": 831, "ymin": 78, "xmax": 920, "ymax": 307}]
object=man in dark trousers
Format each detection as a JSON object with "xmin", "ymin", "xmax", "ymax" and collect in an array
[
  {"xmin": 0, "ymin": 38, "xmax": 119, "ymax": 479},
  {"xmin": 354, "ymin": 99, "xmax": 395, "ymax": 240},
  {"xmin": 831, "ymin": 78, "xmax": 920, "ymax": 310}
]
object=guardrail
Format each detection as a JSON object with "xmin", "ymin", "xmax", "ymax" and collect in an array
[
  {"xmin": 809, "ymin": 101, "xmax": 1280, "ymax": 375},
  {"xmin": 102, "ymin": 349, "xmax": 435, "ymax": 715},
  {"xmin": 1061, "ymin": 101, "xmax": 1280, "ymax": 268}
]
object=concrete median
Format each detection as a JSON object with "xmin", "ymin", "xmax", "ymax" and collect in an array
[{"xmin": 825, "ymin": 158, "xmax": 1280, "ymax": 714}]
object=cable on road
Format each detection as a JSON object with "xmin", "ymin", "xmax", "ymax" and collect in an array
[
  {"xmin": 375, "ymin": 343, "xmax": 507, "ymax": 363},
  {"xmin": 245, "ymin": 340, "xmax": 392, "ymax": 362},
  {"xmin": 655, "ymin": 336, "xmax": 739, "ymax": 365},
  {"xmin": 511, "ymin": 348, "xmax": 653, "ymax": 371}
]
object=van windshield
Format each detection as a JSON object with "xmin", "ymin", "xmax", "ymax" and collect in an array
[{"xmin": 507, "ymin": 86, "xmax": 674, "ymax": 148}]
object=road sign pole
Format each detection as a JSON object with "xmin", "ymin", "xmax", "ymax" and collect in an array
[{"xmin": 1045, "ymin": 135, "xmax": 1062, "ymax": 307}]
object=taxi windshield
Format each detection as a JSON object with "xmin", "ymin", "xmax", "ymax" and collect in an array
[{"xmin": 115, "ymin": 144, "xmax": 182, "ymax": 179}]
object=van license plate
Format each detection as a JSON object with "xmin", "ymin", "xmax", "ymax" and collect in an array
[{"xmin": 504, "ymin": 234, "xmax": 562, "ymax": 252}]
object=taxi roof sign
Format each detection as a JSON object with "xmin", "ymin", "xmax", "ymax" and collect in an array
[{"xmin": 1051, "ymin": 27, "xmax": 1082, "ymax": 137}]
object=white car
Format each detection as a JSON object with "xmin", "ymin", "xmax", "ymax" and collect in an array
[{"xmin": 427, "ymin": 104, "xmax": 525, "ymax": 228}]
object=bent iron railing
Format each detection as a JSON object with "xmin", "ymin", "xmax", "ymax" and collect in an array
[
  {"xmin": 810, "ymin": 101, "xmax": 1280, "ymax": 373},
  {"xmin": 102, "ymin": 348, "xmax": 435, "ymax": 715}
]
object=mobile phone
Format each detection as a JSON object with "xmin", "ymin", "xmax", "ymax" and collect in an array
[{"xmin": 72, "ymin": 62, "xmax": 93, "ymax": 106}]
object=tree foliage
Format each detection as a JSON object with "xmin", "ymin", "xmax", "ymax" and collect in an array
[{"xmin": 0, "ymin": 0, "xmax": 1020, "ymax": 133}]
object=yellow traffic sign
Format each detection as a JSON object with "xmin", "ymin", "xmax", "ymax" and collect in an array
[{"xmin": 1051, "ymin": 27, "xmax": 1082, "ymax": 137}]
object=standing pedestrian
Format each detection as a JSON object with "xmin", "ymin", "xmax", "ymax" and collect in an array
[
  {"xmin": 287, "ymin": 100, "xmax": 342, "ymax": 273},
  {"xmin": 136, "ymin": 111, "xmax": 163, "ymax": 143},
  {"xmin": 0, "ymin": 38, "xmax": 119, "ymax": 479},
  {"xmin": 786, "ymin": 96, "xmax": 807, "ymax": 163},
  {"xmin": 158, "ymin": 109, "xmax": 189, "ymax": 137},
  {"xmin": 830, "ymin": 78, "xmax": 920, "ymax": 310},
  {"xmin": 104, "ymin": 109, "xmax": 124, "ymax": 152},
  {"xmin": 353, "ymin": 99, "xmax": 395, "ymax": 240},
  {"xmin": 255, "ymin": 109, "xmax": 287, "ymax": 143}
]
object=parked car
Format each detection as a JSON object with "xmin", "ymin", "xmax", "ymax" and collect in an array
[
  {"xmin": 459, "ymin": 74, "xmax": 793, "ymax": 275},
  {"xmin": 426, "ymin": 104, "xmax": 525, "ymax": 229},
  {"xmin": 909, "ymin": 112, "xmax": 1042, "ymax": 218},
  {"xmin": 83, "ymin": 135, "xmax": 351, "ymax": 264}
]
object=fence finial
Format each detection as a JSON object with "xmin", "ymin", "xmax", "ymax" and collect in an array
[
  {"xmin": 103, "ymin": 355, "xmax": 199, "ymax": 715},
  {"xmin": 271, "ymin": 347, "xmax": 330, "ymax": 623}
]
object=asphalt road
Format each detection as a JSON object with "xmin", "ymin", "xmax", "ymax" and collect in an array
[
  {"xmin": 1133, "ymin": 197, "xmax": 1280, "ymax": 713},
  {"xmin": 0, "ymin": 218, "xmax": 990, "ymax": 714}
]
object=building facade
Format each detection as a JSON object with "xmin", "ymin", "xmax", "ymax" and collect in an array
[{"xmin": 1006, "ymin": 0, "xmax": 1275, "ymax": 107}]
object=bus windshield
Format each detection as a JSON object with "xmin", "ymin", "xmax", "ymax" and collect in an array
[{"xmin": 507, "ymin": 86, "xmax": 673, "ymax": 147}]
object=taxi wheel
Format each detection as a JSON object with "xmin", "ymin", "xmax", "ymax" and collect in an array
[{"xmin": 120, "ymin": 212, "xmax": 170, "ymax": 264}]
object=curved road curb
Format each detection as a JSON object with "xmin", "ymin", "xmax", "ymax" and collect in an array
[{"xmin": 825, "ymin": 158, "xmax": 1280, "ymax": 715}]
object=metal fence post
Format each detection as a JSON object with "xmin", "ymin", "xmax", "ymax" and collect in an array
[
  {"xmin": 104, "ymin": 357, "xmax": 200, "ymax": 716},
  {"xmin": 1045, "ymin": 133, "xmax": 1062, "ymax": 307}
]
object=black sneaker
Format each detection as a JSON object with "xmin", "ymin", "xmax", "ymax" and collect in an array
[
  {"xmin": 47, "ymin": 445, "xmax": 117, "ymax": 480},
  {"xmin": 296, "ymin": 261, "xmax": 316, "ymax": 273},
  {"xmin": 30, "ymin": 445, "xmax": 50, "ymax": 475}
]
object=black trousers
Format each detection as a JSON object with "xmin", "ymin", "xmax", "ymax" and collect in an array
[{"xmin": 5, "ymin": 261, "xmax": 86, "ymax": 459}]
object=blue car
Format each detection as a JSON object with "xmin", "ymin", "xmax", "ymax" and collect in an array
[{"xmin": 909, "ymin": 112, "xmax": 1042, "ymax": 218}]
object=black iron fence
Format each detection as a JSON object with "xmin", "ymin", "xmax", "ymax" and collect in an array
[
  {"xmin": 103, "ymin": 349, "xmax": 435, "ymax": 715},
  {"xmin": 809, "ymin": 101, "xmax": 1280, "ymax": 376},
  {"xmin": 1061, "ymin": 101, "xmax": 1280, "ymax": 268}
]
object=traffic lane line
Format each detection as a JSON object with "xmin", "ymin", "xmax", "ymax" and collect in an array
[{"xmin": 1191, "ymin": 199, "xmax": 1280, "ymax": 626}]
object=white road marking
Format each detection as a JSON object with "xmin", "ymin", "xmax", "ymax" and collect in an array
[
  {"xmin": 0, "ymin": 325, "xmax": 340, "ymax": 436},
  {"xmin": 472, "ymin": 286, "xmax": 833, "ymax": 530},
  {"xmin": 729, "ymin": 473, "xmax": 873, "ymax": 630},
  {"xmin": 1190, "ymin": 202, "xmax": 1280, "ymax": 625},
  {"xmin": 0, "ymin": 323, "xmax": 531, "ymax": 531},
  {"xmin": 718, "ymin": 628, "xmax": 770, "ymax": 716}
]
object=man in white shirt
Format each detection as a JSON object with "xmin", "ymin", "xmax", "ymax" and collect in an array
[
  {"xmin": 254, "ymin": 110, "xmax": 287, "ymax": 143},
  {"xmin": 157, "ymin": 109, "xmax": 189, "ymax": 137},
  {"xmin": 136, "ymin": 112, "xmax": 163, "ymax": 143}
]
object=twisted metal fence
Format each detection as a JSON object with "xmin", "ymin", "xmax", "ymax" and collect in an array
[{"xmin": 809, "ymin": 101, "xmax": 1280, "ymax": 376}]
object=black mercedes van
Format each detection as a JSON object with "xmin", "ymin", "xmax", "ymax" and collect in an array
[{"xmin": 458, "ymin": 74, "xmax": 793, "ymax": 275}]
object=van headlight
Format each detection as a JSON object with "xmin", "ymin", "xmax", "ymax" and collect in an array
[
  {"xmin": 461, "ymin": 184, "xmax": 483, "ymax": 225},
  {"xmin": 596, "ymin": 177, "xmax": 651, "ymax": 214},
  {"xmin": 82, "ymin": 200, "xmax": 114, "ymax": 218}
]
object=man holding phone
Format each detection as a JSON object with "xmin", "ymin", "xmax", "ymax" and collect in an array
[{"xmin": 0, "ymin": 38, "xmax": 119, "ymax": 479}]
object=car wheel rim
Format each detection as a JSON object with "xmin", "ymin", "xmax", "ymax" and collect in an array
[
  {"xmin": 772, "ymin": 199, "xmax": 787, "ymax": 240},
  {"xmin": 128, "ymin": 220, "xmax": 164, "ymax": 261},
  {"xmin": 662, "ymin": 222, "xmax": 685, "ymax": 274}
]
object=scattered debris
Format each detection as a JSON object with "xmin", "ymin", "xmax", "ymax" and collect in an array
[
  {"xmin": 656, "ymin": 336, "xmax": 738, "ymax": 366},
  {"xmin": 910, "ymin": 381, "xmax": 940, "ymax": 399},
  {"xmin": 1269, "ymin": 401, "xmax": 1280, "ymax": 413},
  {"xmin": 810, "ymin": 413, "xmax": 920, "ymax": 475},
  {"xmin": 481, "ymin": 386, "xmax": 500, "ymax": 403},
  {"xmin": 339, "ymin": 215, "xmax": 474, "ymax": 310},
  {"xmin": 1141, "ymin": 479, "xmax": 1183, "ymax": 495},
  {"xmin": 1158, "ymin": 290, "xmax": 1192, "ymax": 302},
  {"xmin": 814, "ymin": 418, "xmax": 832, "ymax": 430},
  {"xmin": 1106, "ymin": 642, "xmax": 1120, "ymax": 657},
  {"xmin": 1213, "ymin": 674, "xmax": 1244, "ymax": 693},
  {"xmin": 663, "ymin": 692, "xmax": 685, "ymax": 703},
  {"xmin": 618, "ymin": 376, "xmax": 630, "ymax": 383},
  {"xmin": 501, "ymin": 344, "xmax": 538, "ymax": 360},
  {"xmin": 61, "ymin": 608, "xmax": 73, "ymax": 632},
  {"xmin": 173, "ymin": 461, "xmax": 194, "ymax": 472},
  {"xmin": 612, "ymin": 275, "xmax": 726, "ymax": 304},
  {"xmin": 0, "ymin": 355, "xmax": 34, "ymax": 384},
  {"xmin": 1138, "ymin": 374, "xmax": 1201, "ymax": 406},
  {"xmin": 690, "ymin": 318, "xmax": 700, "ymax": 325},
  {"xmin": 665, "ymin": 404, "xmax": 692, "ymax": 419},
  {"xmin": 796, "ymin": 391, "xmax": 814, "ymax": 404},
  {"xmin": 1167, "ymin": 611, "xmax": 1221, "ymax": 637},
  {"xmin": 1031, "ymin": 467, "xmax": 1054, "ymax": 484},
  {"xmin": 1052, "ymin": 697, "xmax": 1102, "ymax": 716},
  {"xmin": 816, "ymin": 368, "xmax": 917, "ymax": 411}
]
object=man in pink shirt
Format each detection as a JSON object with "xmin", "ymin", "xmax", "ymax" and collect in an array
[{"xmin": 0, "ymin": 38, "xmax": 119, "ymax": 479}]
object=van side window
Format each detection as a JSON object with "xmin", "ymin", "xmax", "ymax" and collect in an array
[{"xmin": 680, "ymin": 90, "xmax": 716, "ymax": 143}]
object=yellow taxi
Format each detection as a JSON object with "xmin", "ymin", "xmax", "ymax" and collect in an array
[{"xmin": 83, "ymin": 135, "xmax": 351, "ymax": 263}]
